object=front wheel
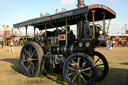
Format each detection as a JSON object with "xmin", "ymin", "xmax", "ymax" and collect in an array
[{"xmin": 63, "ymin": 53, "xmax": 97, "ymax": 85}]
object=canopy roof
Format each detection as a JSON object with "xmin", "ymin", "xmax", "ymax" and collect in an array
[{"xmin": 13, "ymin": 4, "xmax": 116, "ymax": 30}]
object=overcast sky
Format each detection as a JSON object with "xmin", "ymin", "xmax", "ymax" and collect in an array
[{"xmin": 0, "ymin": 0, "xmax": 127, "ymax": 34}]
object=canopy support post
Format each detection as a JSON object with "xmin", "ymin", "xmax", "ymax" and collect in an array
[
  {"xmin": 45, "ymin": 23, "xmax": 47, "ymax": 38},
  {"xmin": 34, "ymin": 27, "xmax": 36, "ymax": 37},
  {"xmin": 56, "ymin": 27, "xmax": 59, "ymax": 46},
  {"xmin": 85, "ymin": 13, "xmax": 92, "ymax": 37},
  {"xmin": 102, "ymin": 12, "xmax": 106, "ymax": 35},
  {"xmin": 107, "ymin": 19, "xmax": 111, "ymax": 35},
  {"xmin": 25, "ymin": 26, "xmax": 28, "ymax": 41},
  {"xmin": 65, "ymin": 19, "xmax": 68, "ymax": 46},
  {"xmin": 92, "ymin": 10, "xmax": 96, "ymax": 39}
]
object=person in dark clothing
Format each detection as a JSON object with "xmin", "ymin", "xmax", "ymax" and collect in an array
[{"xmin": 1, "ymin": 40, "xmax": 3, "ymax": 48}]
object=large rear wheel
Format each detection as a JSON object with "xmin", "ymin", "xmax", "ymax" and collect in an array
[
  {"xmin": 63, "ymin": 53, "xmax": 97, "ymax": 85},
  {"xmin": 20, "ymin": 42, "xmax": 43, "ymax": 77}
]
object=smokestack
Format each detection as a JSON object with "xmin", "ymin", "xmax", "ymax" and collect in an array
[
  {"xmin": 40, "ymin": 13, "xmax": 43, "ymax": 18},
  {"xmin": 77, "ymin": 0, "xmax": 85, "ymax": 8}
]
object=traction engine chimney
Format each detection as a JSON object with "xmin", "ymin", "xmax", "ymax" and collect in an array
[
  {"xmin": 76, "ymin": 0, "xmax": 86, "ymax": 39},
  {"xmin": 77, "ymin": 0, "xmax": 86, "ymax": 8}
]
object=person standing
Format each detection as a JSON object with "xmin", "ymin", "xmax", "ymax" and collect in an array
[
  {"xmin": 15, "ymin": 40, "xmax": 18, "ymax": 46},
  {"xmin": 1, "ymin": 40, "xmax": 3, "ymax": 48},
  {"xmin": 9, "ymin": 40, "xmax": 14, "ymax": 52},
  {"xmin": 113, "ymin": 39, "xmax": 115, "ymax": 48},
  {"xmin": 110, "ymin": 40, "xmax": 113, "ymax": 50},
  {"xmin": 105, "ymin": 39, "xmax": 109, "ymax": 50}
]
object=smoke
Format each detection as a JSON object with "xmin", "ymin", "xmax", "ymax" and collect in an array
[{"xmin": 61, "ymin": 0, "xmax": 75, "ymax": 6}]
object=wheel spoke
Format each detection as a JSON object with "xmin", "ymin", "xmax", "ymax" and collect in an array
[
  {"xmin": 82, "ymin": 61, "xmax": 87, "ymax": 68},
  {"xmin": 68, "ymin": 66, "xmax": 76, "ymax": 71},
  {"xmin": 30, "ymin": 49, "xmax": 36, "ymax": 58},
  {"xmin": 29, "ymin": 46, "xmax": 32, "ymax": 57},
  {"xmin": 32, "ymin": 68, "xmax": 34, "ymax": 74},
  {"xmin": 23, "ymin": 53, "xmax": 28, "ymax": 58},
  {"xmin": 71, "ymin": 60, "xmax": 77, "ymax": 66},
  {"xmin": 24, "ymin": 51, "xmax": 29, "ymax": 58},
  {"xmin": 31, "ymin": 63, "xmax": 36, "ymax": 74},
  {"xmin": 95, "ymin": 57, "xmax": 100, "ymax": 63},
  {"xmin": 68, "ymin": 72, "xmax": 75, "ymax": 76},
  {"xmin": 82, "ymin": 67, "xmax": 91, "ymax": 72},
  {"xmin": 32, "ymin": 52, "xmax": 37, "ymax": 58},
  {"xmin": 26, "ymin": 63, "xmax": 31, "ymax": 71},
  {"xmin": 82, "ymin": 72, "xmax": 91, "ymax": 80},
  {"xmin": 31, "ymin": 59, "xmax": 38, "ymax": 61},
  {"xmin": 34, "ymin": 62, "xmax": 38, "ymax": 66},
  {"xmin": 23, "ymin": 60, "xmax": 28, "ymax": 62},
  {"xmin": 80, "ymin": 74, "xmax": 87, "ymax": 83},
  {"xmin": 32, "ymin": 60, "xmax": 38, "ymax": 67},
  {"xmin": 31, "ymin": 62, "xmax": 37, "ymax": 70},
  {"xmin": 72, "ymin": 75, "xmax": 77, "ymax": 82},
  {"xmin": 29, "ymin": 65, "xmax": 32, "ymax": 74},
  {"xmin": 24, "ymin": 49, "xmax": 30, "ymax": 58},
  {"xmin": 25, "ymin": 62, "xmax": 30, "ymax": 67},
  {"xmin": 96, "ymin": 64, "xmax": 104, "ymax": 67},
  {"xmin": 79, "ymin": 75, "xmax": 81, "ymax": 85},
  {"xmin": 23, "ymin": 55, "xmax": 27, "ymax": 62},
  {"xmin": 72, "ymin": 60, "xmax": 76, "ymax": 64},
  {"xmin": 77, "ymin": 58, "xmax": 80, "ymax": 68}
]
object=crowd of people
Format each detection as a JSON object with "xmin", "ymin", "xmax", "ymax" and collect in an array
[
  {"xmin": 1, "ymin": 40, "xmax": 23, "ymax": 47},
  {"xmin": 0, "ymin": 39, "xmax": 24, "ymax": 52},
  {"xmin": 105, "ymin": 38, "xmax": 128, "ymax": 50},
  {"xmin": 106, "ymin": 39, "xmax": 115, "ymax": 50}
]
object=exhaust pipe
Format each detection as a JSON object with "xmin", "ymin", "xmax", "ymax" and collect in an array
[{"xmin": 77, "ymin": 0, "xmax": 86, "ymax": 8}]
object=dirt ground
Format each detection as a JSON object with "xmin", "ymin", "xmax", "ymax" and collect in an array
[{"xmin": 0, "ymin": 46, "xmax": 128, "ymax": 85}]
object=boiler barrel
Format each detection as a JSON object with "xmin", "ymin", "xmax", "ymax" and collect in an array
[{"xmin": 52, "ymin": 45, "xmax": 88, "ymax": 56}]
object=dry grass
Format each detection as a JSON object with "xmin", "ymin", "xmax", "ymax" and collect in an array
[
  {"xmin": 95, "ymin": 47, "xmax": 128, "ymax": 85},
  {"xmin": 0, "ymin": 46, "xmax": 128, "ymax": 85}
]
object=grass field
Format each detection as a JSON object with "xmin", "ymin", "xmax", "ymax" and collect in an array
[{"xmin": 0, "ymin": 46, "xmax": 128, "ymax": 85}]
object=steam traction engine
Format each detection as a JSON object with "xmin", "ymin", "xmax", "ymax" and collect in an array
[{"xmin": 14, "ymin": 0, "xmax": 116, "ymax": 85}]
